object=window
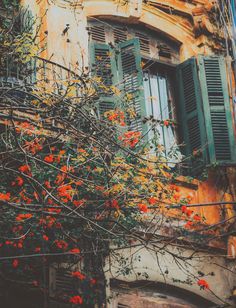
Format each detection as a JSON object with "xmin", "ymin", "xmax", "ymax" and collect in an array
[
  {"xmin": 88, "ymin": 20, "xmax": 236, "ymax": 172},
  {"xmin": 143, "ymin": 66, "xmax": 180, "ymax": 159}
]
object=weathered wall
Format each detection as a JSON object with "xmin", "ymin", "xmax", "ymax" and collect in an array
[{"xmin": 105, "ymin": 244, "xmax": 236, "ymax": 306}]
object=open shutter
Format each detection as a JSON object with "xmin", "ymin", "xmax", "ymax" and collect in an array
[
  {"xmin": 176, "ymin": 58, "xmax": 208, "ymax": 171},
  {"xmin": 198, "ymin": 56, "xmax": 236, "ymax": 163},
  {"xmin": 89, "ymin": 43, "xmax": 117, "ymax": 117},
  {"xmin": 117, "ymin": 38, "xmax": 147, "ymax": 137}
]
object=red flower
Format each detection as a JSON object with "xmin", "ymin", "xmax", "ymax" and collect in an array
[
  {"xmin": 12, "ymin": 259, "xmax": 19, "ymax": 268},
  {"xmin": 69, "ymin": 295, "xmax": 83, "ymax": 305},
  {"xmin": 90, "ymin": 278, "xmax": 97, "ymax": 285},
  {"xmin": 163, "ymin": 120, "xmax": 169, "ymax": 126},
  {"xmin": 111, "ymin": 199, "xmax": 119, "ymax": 209},
  {"xmin": 35, "ymin": 247, "xmax": 41, "ymax": 253},
  {"xmin": 181, "ymin": 205, "xmax": 187, "ymax": 213},
  {"xmin": 0, "ymin": 192, "xmax": 10, "ymax": 201},
  {"xmin": 173, "ymin": 192, "xmax": 181, "ymax": 201},
  {"xmin": 73, "ymin": 200, "xmax": 85, "ymax": 207},
  {"xmin": 19, "ymin": 165, "xmax": 31, "ymax": 175},
  {"xmin": 193, "ymin": 214, "xmax": 201, "ymax": 221},
  {"xmin": 55, "ymin": 240, "xmax": 68, "ymax": 250},
  {"xmin": 184, "ymin": 221, "xmax": 193, "ymax": 229},
  {"xmin": 12, "ymin": 176, "xmax": 24, "ymax": 187},
  {"xmin": 43, "ymin": 235, "xmax": 49, "ymax": 241},
  {"xmin": 70, "ymin": 248, "xmax": 80, "ymax": 254},
  {"xmin": 71, "ymin": 271, "xmax": 86, "ymax": 280},
  {"xmin": 44, "ymin": 154, "xmax": 54, "ymax": 163},
  {"xmin": 138, "ymin": 203, "xmax": 149, "ymax": 213},
  {"xmin": 186, "ymin": 209, "xmax": 193, "ymax": 217},
  {"xmin": 75, "ymin": 181, "xmax": 83, "ymax": 186},
  {"xmin": 16, "ymin": 213, "xmax": 33, "ymax": 221},
  {"xmin": 148, "ymin": 197, "xmax": 157, "ymax": 205},
  {"xmin": 197, "ymin": 279, "xmax": 209, "ymax": 289},
  {"xmin": 44, "ymin": 181, "xmax": 52, "ymax": 189}
]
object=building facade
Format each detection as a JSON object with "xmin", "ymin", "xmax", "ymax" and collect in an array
[{"xmin": 18, "ymin": 0, "xmax": 236, "ymax": 306}]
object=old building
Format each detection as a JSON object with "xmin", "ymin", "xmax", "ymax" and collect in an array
[{"xmin": 6, "ymin": 0, "xmax": 236, "ymax": 306}]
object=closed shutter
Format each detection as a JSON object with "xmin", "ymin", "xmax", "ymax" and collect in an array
[
  {"xmin": 176, "ymin": 58, "xmax": 208, "ymax": 171},
  {"xmin": 117, "ymin": 38, "xmax": 147, "ymax": 137},
  {"xmin": 198, "ymin": 56, "xmax": 236, "ymax": 163},
  {"xmin": 177, "ymin": 56, "xmax": 236, "ymax": 172}
]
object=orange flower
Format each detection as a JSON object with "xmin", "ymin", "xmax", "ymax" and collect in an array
[
  {"xmin": 71, "ymin": 271, "xmax": 86, "ymax": 280},
  {"xmin": 148, "ymin": 197, "xmax": 157, "ymax": 205},
  {"xmin": 12, "ymin": 176, "xmax": 24, "ymax": 187},
  {"xmin": 69, "ymin": 295, "xmax": 83, "ymax": 305},
  {"xmin": 16, "ymin": 213, "xmax": 33, "ymax": 221},
  {"xmin": 193, "ymin": 214, "xmax": 201, "ymax": 221},
  {"xmin": 184, "ymin": 221, "xmax": 193, "ymax": 229},
  {"xmin": 19, "ymin": 165, "xmax": 31, "ymax": 174},
  {"xmin": 44, "ymin": 181, "xmax": 52, "ymax": 189},
  {"xmin": 186, "ymin": 209, "xmax": 193, "ymax": 217},
  {"xmin": 0, "ymin": 192, "xmax": 10, "ymax": 201},
  {"xmin": 173, "ymin": 192, "xmax": 181, "ymax": 201},
  {"xmin": 73, "ymin": 200, "xmax": 85, "ymax": 207},
  {"xmin": 70, "ymin": 248, "xmax": 80, "ymax": 254},
  {"xmin": 44, "ymin": 154, "xmax": 54, "ymax": 163},
  {"xmin": 197, "ymin": 279, "xmax": 209, "ymax": 289},
  {"xmin": 138, "ymin": 203, "xmax": 149, "ymax": 213},
  {"xmin": 75, "ymin": 181, "xmax": 83, "ymax": 186}
]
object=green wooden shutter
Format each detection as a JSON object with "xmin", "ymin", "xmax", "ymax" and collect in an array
[
  {"xmin": 116, "ymin": 38, "xmax": 147, "ymax": 137},
  {"xmin": 198, "ymin": 56, "xmax": 236, "ymax": 163},
  {"xmin": 89, "ymin": 43, "xmax": 117, "ymax": 117},
  {"xmin": 177, "ymin": 56, "xmax": 236, "ymax": 171},
  {"xmin": 176, "ymin": 58, "xmax": 208, "ymax": 170}
]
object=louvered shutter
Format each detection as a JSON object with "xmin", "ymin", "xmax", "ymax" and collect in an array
[
  {"xmin": 90, "ymin": 43, "xmax": 117, "ymax": 117},
  {"xmin": 177, "ymin": 56, "xmax": 236, "ymax": 171},
  {"xmin": 89, "ymin": 24, "xmax": 106, "ymax": 43},
  {"xmin": 198, "ymin": 56, "xmax": 236, "ymax": 163},
  {"xmin": 176, "ymin": 58, "xmax": 208, "ymax": 170},
  {"xmin": 117, "ymin": 38, "xmax": 147, "ymax": 137}
]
